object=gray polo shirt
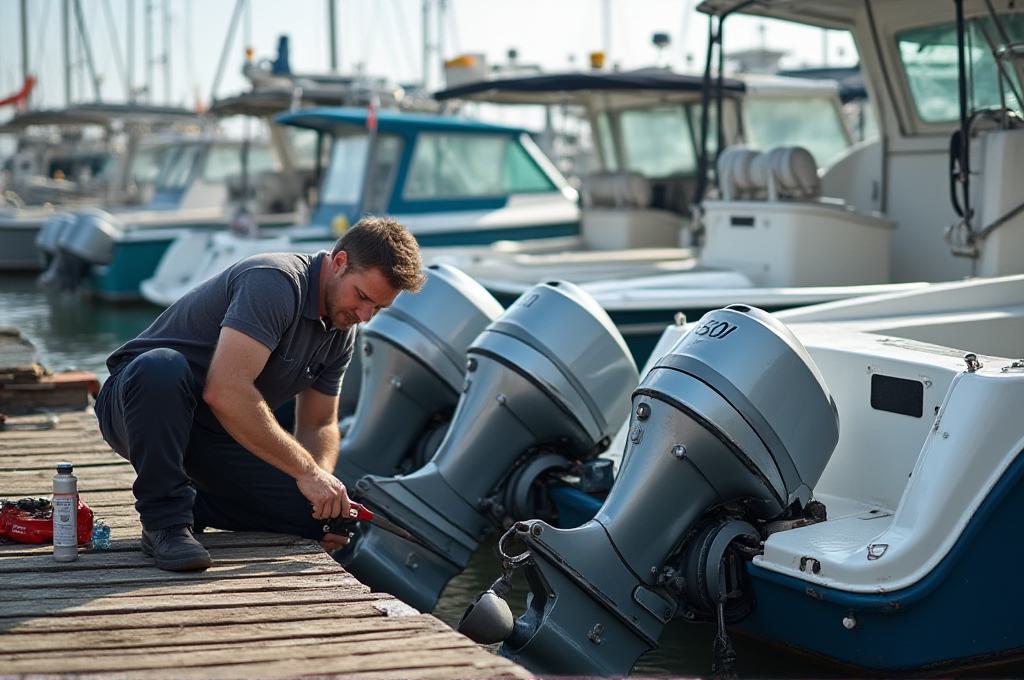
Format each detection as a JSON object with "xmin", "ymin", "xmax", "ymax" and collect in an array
[{"xmin": 108, "ymin": 251, "xmax": 355, "ymax": 414}]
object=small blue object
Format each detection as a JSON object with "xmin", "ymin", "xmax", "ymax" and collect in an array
[{"xmin": 91, "ymin": 520, "xmax": 111, "ymax": 550}]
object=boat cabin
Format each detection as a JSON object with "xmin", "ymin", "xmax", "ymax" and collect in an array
[
  {"xmin": 698, "ymin": 0, "xmax": 1024, "ymax": 284},
  {"xmin": 275, "ymin": 107, "xmax": 580, "ymax": 246}
]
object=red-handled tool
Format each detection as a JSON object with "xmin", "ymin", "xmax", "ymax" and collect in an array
[{"xmin": 323, "ymin": 500, "xmax": 422, "ymax": 545}]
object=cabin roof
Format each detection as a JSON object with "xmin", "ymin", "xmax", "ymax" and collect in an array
[{"xmin": 275, "ymin": 107, "xmax": 531, "ymax": 135}]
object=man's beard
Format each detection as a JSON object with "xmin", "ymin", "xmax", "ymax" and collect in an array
[{"xmin": 324, "ymin": 280, "xmax": 356, "ymax": 329}]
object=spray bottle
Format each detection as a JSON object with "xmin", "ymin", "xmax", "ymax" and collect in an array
[{"xmin": 52, "ymin": 462, "xmax": 78, "ymax": 562}]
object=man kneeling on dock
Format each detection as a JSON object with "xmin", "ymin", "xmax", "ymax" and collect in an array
[{"xmin": 94, "ymin": 217, "xmax": 425, "ymax": 571}]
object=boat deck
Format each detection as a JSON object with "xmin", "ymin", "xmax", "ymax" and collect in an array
[{"xmin": 0, "ymin": 408, "xmax": 529, "ymax": 678}]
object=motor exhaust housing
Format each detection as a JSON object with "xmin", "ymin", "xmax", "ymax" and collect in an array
[
  {"xmin": 485, "ymin": 305, "xmax": 840, "ymax": 675},
  {"xmin": 335, "ymin": 263, "xmax": 503, "ymax": 486},
  {"xmin": 336, "ymin": 280, "xmax": 638, "ymax": 612}
]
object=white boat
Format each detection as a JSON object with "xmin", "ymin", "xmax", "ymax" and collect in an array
[
  {"xmin": 140, "ymin": 107, "xmax": 582, "ymax": 307},
  {"xmin": 428, "ymin": 13, "xmax": 1024, "ymax": 363},
  {"xmin": 0, "ymin": 104, "xmax": 199, "ymax": 271},
  {"xmin": 41, "ymin": 41, "xmax": 441, "ymax": 302},
  {"xmin": 139, "ymin": 69, "xmax": 864, "ymax": 328}
]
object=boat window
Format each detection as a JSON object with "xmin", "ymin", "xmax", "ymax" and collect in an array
[
  {"xmin": 320, "ymin": 133, "xmax": 370, "ymax": 205},
  {"xmin": 154, "ymin": 145, "xmax": 202, "ymax": 191},
  {"xmin": 285, "ymin": 127, "xmax": 319, "ymax": 169},
  {"xmin": 595, "ymin": 112, "xmax": 618, "ymax": 171},
  {"xmin": 619, "ymin": 105, "xmax": 697, "ymax": 177},
  {"xmin": 362, "ymin": 135, "xmax": 404, "ymax": 214},
  {"xmin": 897, "ymin": 16, "xmax": 1024, "ymax": 123},
  {"xmin": 129, "ymin": 147, "xmax": 168, "ymax": 186},
  {"xmin": 744, "ymin": 96, "xmax": 850, "ymax": 166},
  {"xmin": 201, "ymin": 144, "xmax": 276, "ymax": 183},
  {"xmin": 403, "ymin": 133, "xmax": 556, "ymax": 199}
]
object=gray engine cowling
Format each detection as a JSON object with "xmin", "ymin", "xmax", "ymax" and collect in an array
[
  {"xmin": 35, "ymin": 212, "xmax": 76, "ymax": 256},
  {"xmin": 476, "ymin": 305, "xmax": 839, "ymax": 675},
  {"xmin": 335, "ymin": 263, "xmax": 503, "ymax": 486},
  {"xmin": 40, "ymin": 209, "xmax": 124, "ymax": 290},
  {"xmin": 58, "ymin": 208, "xmax": 123, "ymax": 266},
  {"xmin": 336, "ymin": 280, "xmax": 638, "ymax": 613}
]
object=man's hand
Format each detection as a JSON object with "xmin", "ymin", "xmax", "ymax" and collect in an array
[
  {"xmin": 297, "ymin": 466, "xmax": 351, "ymax": 520},
  {"xmin": 320, "ymin": 531, "xmax": 351, "ymax": 552}
]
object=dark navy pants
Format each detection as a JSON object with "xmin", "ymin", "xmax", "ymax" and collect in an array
[{"xmin": 95, "ymin": 348, "xmax": 325, "ymax": 540}]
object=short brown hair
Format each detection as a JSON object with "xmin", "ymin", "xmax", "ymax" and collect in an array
[{"xmin": 331, "ymin": 216, "xmax": 425, "ymax": 292}]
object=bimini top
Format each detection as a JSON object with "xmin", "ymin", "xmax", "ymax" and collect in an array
[
  {"xmin": 0, "ymin": 103, "xmax": 198, "ymax": 132},
  {"xmin": 696, "ymin": 0, "xmax": 860, "ymax": 30},
  {"xmin": 209, "ymin": 90, "xmax": 358, "ymax": 118},
  {"xmin": 275, "ymin": 106, "xmax": 532, "ymax": 135},
  {"xmin": 434, "ymin": 68, "xmax": 746, "ymax": 106}
]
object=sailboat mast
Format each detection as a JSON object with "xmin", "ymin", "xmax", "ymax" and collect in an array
[
  {"xmin": 146, "ymin": 0, "xmax": 154, "ymax": 102},
  {"xmin": 328, "ymin": 0, "xmax": 339, "ymax": 72},
  {"xmin": 20, "ymin": 0, "xmax": 29, "ymax": 104},
  {"xmin": 163, "ymin": 0, "xmax": 171, "ymax": 103},
  {"xmin": 72, "ymin": 0, "xmax": 102, "ymax": 101},
  {"xmin": 127, "ymin": 0, "xmax": 135, "ymax": 102},
  {"xmin": 422, "ymin": 0, "xmax": 430, "ymax": 89},
  {"xmin": 64, "ymin": 0, "xmax": 72, "ymax": 105}
]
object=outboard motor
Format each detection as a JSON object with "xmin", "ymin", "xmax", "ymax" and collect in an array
[
  {"xmin": 336, "ymin": 263, "xmax": 503, "ymax": 485},
  {"xmin": 36, "ymin": 212, "xmax": 79, "ymax": 287},
  {"xmin": 459, "ymin": 305, "xmax": 839, "ymax": 676},
  {"xmin": 45, "ymin": 209, "xmax": 121, "ymax": 290},
  {"xmin": 337, "ymin": 280, "xmax": 638, "ymax": 613},
  {"xmin": 36, "ymin": 212, "xmax": 76, "ymax": 258}
]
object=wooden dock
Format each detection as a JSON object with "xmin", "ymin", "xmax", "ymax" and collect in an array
[{"xmin": 0, "ymin": 407, "xmax": 531, "ymax": 678}]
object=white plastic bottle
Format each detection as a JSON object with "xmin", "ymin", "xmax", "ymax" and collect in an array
[{"xmin": 52, "ymin": 462, "xmax": 78, "ymax": 562}]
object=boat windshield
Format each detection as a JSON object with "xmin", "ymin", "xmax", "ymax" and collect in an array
[
  {"xmin": 154, "ymin": 144, "xmax": 202, "ymax": 191},
  {"xmin": 897, "ymin": 14, "xmax": 1024, "ymax": 123},
  {"xmin": 129, "ymin": 146, "xmax": 169, "ymax": 187},
  {"xmin": 744, "ymin": 96, "xmax": 850, "ymax": 167},
  {"xmin": 403, "ymin": 132, "xmax": 556, "ymax": 199},
  {"xmin": 321, "ymin": 133, "xmax": 370, "ymax": 206},
  {"xmin": 596, "ymin": 103, "xmax": 715, "ymax": 179},
  {"xmin": 201, "ymin": 144, "xmax": 276, "ymax": 183},
  {"xmin": 617, "ymin": 105, "xmax": 700, "ymax": 178}
]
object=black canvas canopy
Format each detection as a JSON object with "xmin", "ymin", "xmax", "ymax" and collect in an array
[
  {"xmin": 0, "ymin": 103, "xmax": 197, "ymax": 132},
  {"xmin": 434, "ymin": 68, "xmax": 745, "ymax": 106}
]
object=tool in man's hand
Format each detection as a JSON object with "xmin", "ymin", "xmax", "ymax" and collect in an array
[{"xmin": 323, "ymin": 500, "xmax": 423, "ymax": 545}]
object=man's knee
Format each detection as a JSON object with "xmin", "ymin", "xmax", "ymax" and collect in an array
[{"xmin": 122, "ymin": 349, "xmax": 196, "ymax": 400}]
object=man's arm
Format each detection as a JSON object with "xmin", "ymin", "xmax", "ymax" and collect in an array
[
  {"xmin": 203, "ymin": 326, "xmax": 349, "ymax": 520},
  {"xmin": 295, "ymin": 387, "xmax": 340, "ymax": 472}
]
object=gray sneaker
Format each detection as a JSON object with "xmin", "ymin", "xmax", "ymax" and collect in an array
[{"xmin": 141, "ymin": 525, "xmax": 213, "ymax": 571}]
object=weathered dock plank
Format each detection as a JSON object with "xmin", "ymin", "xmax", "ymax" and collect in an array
[{"xmin": 0, "ymin": 407, "xmax": 530, "ymax": 679}]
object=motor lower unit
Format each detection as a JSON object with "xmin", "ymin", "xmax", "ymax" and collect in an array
[
  {"xmin": 335, "ymin": 264, "xmax": 503, "ymax": 486},
  {"xmin": 459, "ymin": 305, "xmax": 840, "ymax": 675},
  {"xmin": 336, "ymin": 280, "xmax": 638, "ymax": 612}
]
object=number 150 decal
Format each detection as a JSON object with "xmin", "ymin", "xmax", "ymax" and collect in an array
[{"xmin": 693, "ymin": 319, "xmax": 738, "ymax": 339}]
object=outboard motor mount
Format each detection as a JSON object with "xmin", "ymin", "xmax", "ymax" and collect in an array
[
  {"xmin": 336, "ymin": 263, "xmax": 503, "ymax": 485},
  {"xmin": 466, "ymin": 305, "xmax": 839, "ymax": 675},
  {"xmin": 337, "ymin": 280, "xmax": 638, "ymax": 613}
]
